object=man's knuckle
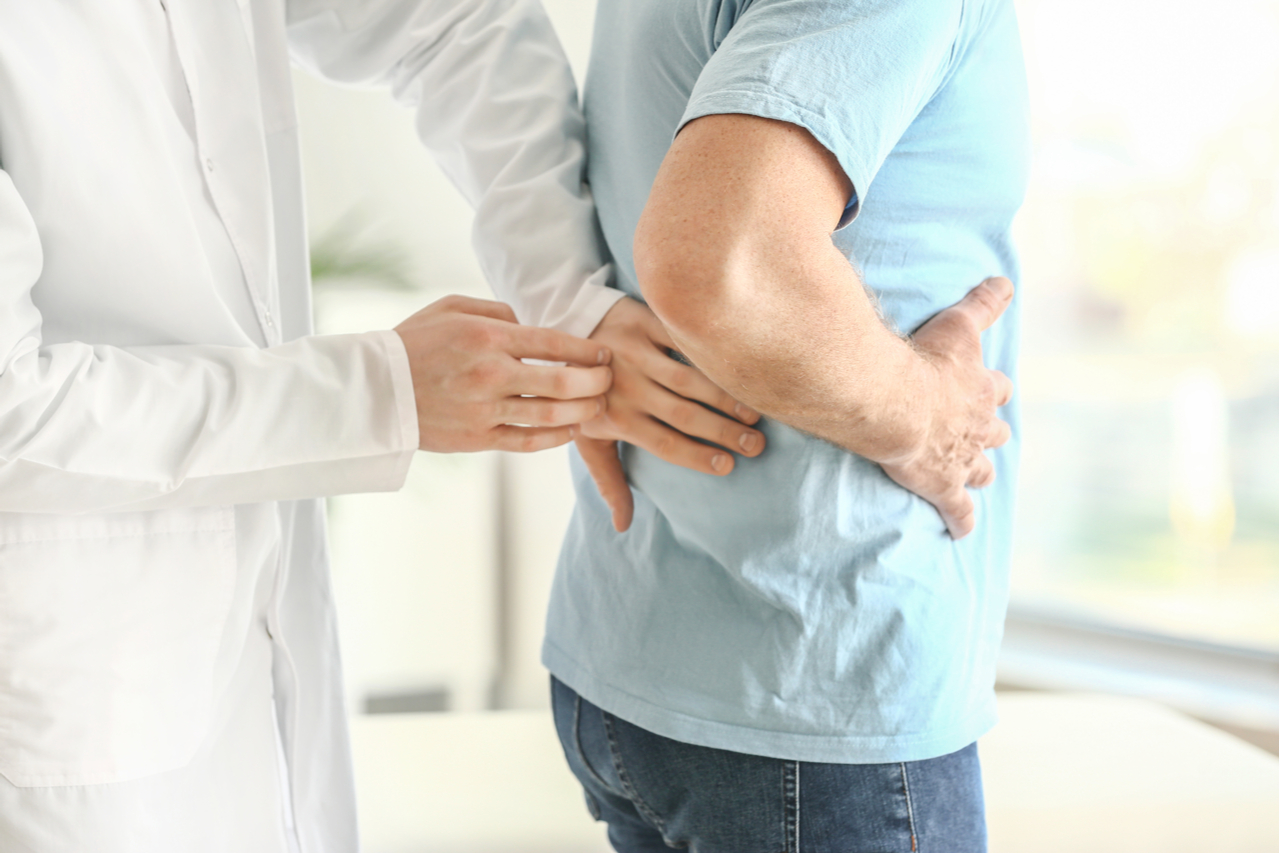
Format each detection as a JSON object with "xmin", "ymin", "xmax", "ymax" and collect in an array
[
  {"xmin": 666, "ymin": 366, "xmax": 692, "ymax": 395},
  {"xmin": 972, "ymin": 288, "xmax": 1000, "ymax": 314},
  {"xmin": 720, "ymin": 421, "xmax": 742, "ymax": 446},
  {"xmin": 669, "ymin": 401, "xmax": 699, "ymax": 429},
  {"xmin": 653, "ymin": 433, "xmax": 677, "ymax": 459}
]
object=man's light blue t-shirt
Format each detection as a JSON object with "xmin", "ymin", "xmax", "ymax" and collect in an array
[{"xmin": 544, "ymin": 0, "xmax": 1030, "ymax": 763}]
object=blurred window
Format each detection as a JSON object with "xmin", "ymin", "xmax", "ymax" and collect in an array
[{"xmin": 1012, "ymin": 0, "xmax": 1279, "ymax": 649}]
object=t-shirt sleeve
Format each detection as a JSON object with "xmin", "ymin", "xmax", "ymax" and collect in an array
[{"xmin": 679, "ymin": 0, "xmax": 964, "ymax": 227}]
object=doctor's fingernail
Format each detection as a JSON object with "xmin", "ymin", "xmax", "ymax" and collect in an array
[
  {"xmin": 711, "ymin": 453, "xmax": 729, "ymax": 473},
  {"xmin": 734, "ymin": 403, "xmax": 757, "ymax": 421},
  {"xmin": 598, "ymin": 348, "xmax": 608, "ymax": 364},
  {"xmin": 739, "ymin": 433, "xmax": 757, "ymax": 453}
]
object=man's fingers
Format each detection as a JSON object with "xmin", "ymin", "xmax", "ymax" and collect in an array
[
  {"xmin": 619, "ymin": 413, "xmax": 737, "ymax": 475},
  {"xmin": 489, "ymin": 425, "xmax": 574, "ymax": 453},
  {"xmin": 501, "ymin": 395, "xmax": 605, "ymax": 427},
  {"xmin": 984, "ymin": 418, "xmax": 1012, "ymax": 449},
  {"xmin": 576, "ymin": 435, "xmax": 634, "ymax": 532},
  {"xmin": 655, "ymin": 390, "xmax": 765, "ymax": 458},
  {"xmin": 642, "ymin": 308, "xmax": 677, "ymax": 350},
  {"xmin": 507, "ymin": 324, "xmax": 611, "ymax": 366},
  {"xmin": 990, "ymin": 370, "xmax": 1014, "ymax": 407},
  {"xmin": 951, "ymin": 276, "xmax": 1013, "ymax": 333},
  {"xmin": 647, "ymin": 349, "xmax": 761, "ymax": 425},
  {"xmin": 938, "ymin": 487, "xmax": 976, "ymax": 539},
  {"xmin": 515, "ymin": 364, "xmax": 614, "ymax": 400},
  {"xmin": 967, "ymin": 455, "xmax": 996, "ymax": 488},
  {"xmin": 880, "ymin": 462, "xmax": 978, "ymax": 538}
]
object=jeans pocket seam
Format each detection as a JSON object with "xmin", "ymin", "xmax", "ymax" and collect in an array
[
  {"xmin": 572, "ymin": 695, "xmax": 617, "ymax": 796},
  {"xmin": 603, "ymin": 712, "xmax": 669, "ymax": 837},
  {"xmin": 900, "ymin": 762, "xmax": 919, "ymax": 853}
]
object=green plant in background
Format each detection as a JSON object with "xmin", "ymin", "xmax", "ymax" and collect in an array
[{"xmin": 309, "ymin": 211, "xmax": 415, "ymax": 291}]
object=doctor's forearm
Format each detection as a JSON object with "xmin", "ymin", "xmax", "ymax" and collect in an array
[
  {"xmin": 288, "ymin": 0, "xmax": 624, "ymax": 337},
  {"xmin": 0, "ymin": 332, "xmax": 419, "ymax": 514}
]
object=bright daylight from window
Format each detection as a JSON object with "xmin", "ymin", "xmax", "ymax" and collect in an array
[{"xmin": 1011, "ymin": 0, "xmax": 1278, "ymax": 650}]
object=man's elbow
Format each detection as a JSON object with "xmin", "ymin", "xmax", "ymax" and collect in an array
[{"xmin": 632, "ymin": 215, "xmax": 739, "ymax": 342}]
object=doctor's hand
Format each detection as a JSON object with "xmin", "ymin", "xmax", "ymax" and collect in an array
[
  {"xmin": 573, "ymin": 297, "xmax": 765, "ymax": 532},
  {"xmin": 394, "ymin": 295, "xmax": 612, "ymax": 454},
  {"xmin": 877, "ymin": 277, "xmax": 1015, "ymax": 540}
]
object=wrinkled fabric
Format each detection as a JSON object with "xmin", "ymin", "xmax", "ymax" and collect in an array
[
  {"xmin": 0, "ymin": 0, "xmax": 611, "ymax": 849},
  {"xmin": 546, "ymin": 0, "xmax": 1030, "ymax": 763}
]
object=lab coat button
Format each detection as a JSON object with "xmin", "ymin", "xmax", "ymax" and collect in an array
[{"xmin": 204, "ymin": 158, "xmax": 214, "ymax": 173}]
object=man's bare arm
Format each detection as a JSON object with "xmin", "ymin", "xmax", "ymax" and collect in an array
[{"xmin": 633, "ymin": 114, "xmax": 1012, "ymax": 538}]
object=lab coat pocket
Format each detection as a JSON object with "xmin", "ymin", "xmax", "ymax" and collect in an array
[{"xmin": 0, "ymin": 507, "xmax": 237, "ymax": 787}]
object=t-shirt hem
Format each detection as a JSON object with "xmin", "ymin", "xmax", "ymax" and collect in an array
[{"xmin": 543, "ymin": 640, "xmax": 996, "ymax": 764}]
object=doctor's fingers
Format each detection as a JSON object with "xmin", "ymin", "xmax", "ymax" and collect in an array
[
  {"xmin": 426, "ymin": 294, "xmax": 519, "ymax": 323},
  {"xmin": 498, "ymin": 395, "xmax": 606, "ymax": 428},
  {"xmin": 641, "ymin": 346, "xmax": 760, "ymax": 425},
  {"xmin": 503, "ymin": 324, "xmax": 612, "ymax": 367},
  {"xmin": 488, "ymin": 425, "xmax": 576, "ymax": 453},
  {"xmin": 513, "ymin": 363, "xmax": 614, "ymax": 400}
]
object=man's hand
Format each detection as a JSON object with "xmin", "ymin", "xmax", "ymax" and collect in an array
[
  {"xmin": 394, "ymin": 295, "xmax": 612, "ymax": 453},
  {"xmin": 877, "ymin": 277, "xmax": 1015, "ymax": 539},
  {"xmin": 573, "ymin": 297, "xmax": 765, "ymax": 532},
  {"xmin": 635, "ymin": 113, "xmax": 1014, "ymax": 540}
]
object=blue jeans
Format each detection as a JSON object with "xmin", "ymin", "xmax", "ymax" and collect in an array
[{"xmin": 551, "ymin": 677, "xmax": 987, "ymax": 853}]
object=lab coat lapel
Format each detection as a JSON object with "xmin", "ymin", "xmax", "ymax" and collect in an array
[{"xmin": 164, "ymin": 0, "xmax": 281, "ymax": 346}]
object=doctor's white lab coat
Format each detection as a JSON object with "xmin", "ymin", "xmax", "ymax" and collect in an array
[{"xmin": 0, "ymin": 0, "xmax": 621, "ymax": 850}]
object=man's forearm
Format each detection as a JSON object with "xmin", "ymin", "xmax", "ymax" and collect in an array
[
  {"xmin": 634, "ymin": 115, "xmax": 935, "ymax": 465},
  {"xmin": 633, "ymin": 114, "xmax": 1013, "ymax": 537},
  {"xmin": 642, "ymin": 233, "xmax": 934, "ymax": 465}
]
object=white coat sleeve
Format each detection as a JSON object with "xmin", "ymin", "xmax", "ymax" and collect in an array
[
  {"xmin": 286, "ymin": 0, "xmax": 625, "ymax": 339},
  {"xmin": 0, "ymin": 171, "xmax": 419, "ymax": 514}
]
